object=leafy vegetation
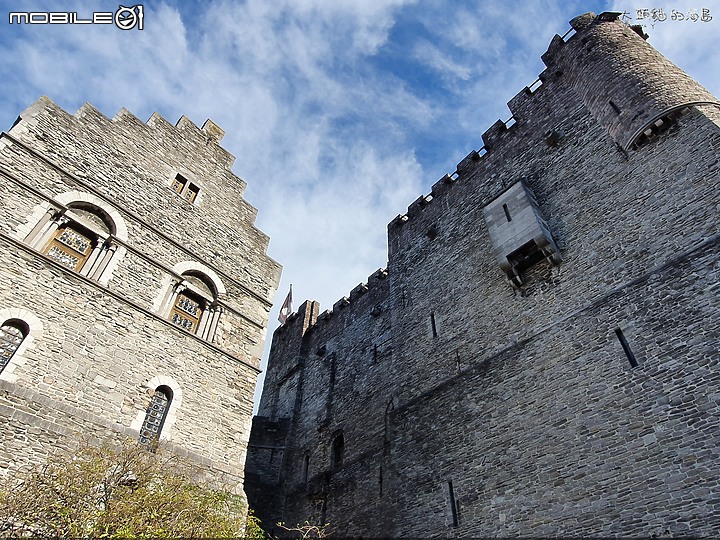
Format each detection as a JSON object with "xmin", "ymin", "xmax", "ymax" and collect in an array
[{"xmin": 0, "ymin": 439, "xmax": 256, "ymax": 538}]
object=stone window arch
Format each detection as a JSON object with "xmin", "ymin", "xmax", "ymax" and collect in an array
[
  {"xmin": 157, "ymin": 262, "xmax": 226, "ymax": 341},
  {"xmin": 17, "ymin": 191, "xmax": 128, "ymax": 285},
  {"xmin": 0, "ymin": 308, "xmax": 43, "ymax": 383},
  {"xmin": 131, "ymin": 375, "xmax": 182, "ymax": 444}
]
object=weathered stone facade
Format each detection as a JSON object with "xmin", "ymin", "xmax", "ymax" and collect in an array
[
  {"xmin": 247, "ymin": 12, "xmax": 720, "ymax": 537},
  {"xmin": 0, "ymin": 97, "xmax": 281, "ymax": 497}
]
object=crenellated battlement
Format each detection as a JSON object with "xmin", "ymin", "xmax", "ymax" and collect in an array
[
  {"xmin": 274, "ymin": 267, "xmax": 390, "ymax": 340},
  {"xmin": 383, "ymin": 25, "xmax": 572, "ymax": 234},
  {"xmin": 382, "ymin": 10, "xmax": 720, "ymax": 244}
]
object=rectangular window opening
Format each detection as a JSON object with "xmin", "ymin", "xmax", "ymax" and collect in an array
[
  {"xmin": 171, "ymin": 174, "xmax": 187, "ymax": 194},
  {"xmin": 615, "ymin": 328, "xmax": 638, "ymax": 367},
  {"xmin": 447, "ymin": 481, "xmax": 459, "ymax": 527},
  {"xmin": 503, "ymin": 203, "xmax": 512, "ymax": 222},
  {"xmin": 185, "ymin": 183, "xmax": 200, "ymax": 203},
  {"xmin": 171, "ymin": 174, "xmax": 200, "ymax": 204},
  {"xmin": 430, "ymin": 312, "xmax": 438, "ymax": 338}
]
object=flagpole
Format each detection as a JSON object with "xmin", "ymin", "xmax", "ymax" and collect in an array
[{"xmin": 278, "ymin": 284, "xmax": 293, "ymax": 324}]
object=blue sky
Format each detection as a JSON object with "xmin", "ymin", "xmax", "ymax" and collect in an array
[{"xmin": 1, "ymin": 0, "xmax": 718, "ymax": 407}]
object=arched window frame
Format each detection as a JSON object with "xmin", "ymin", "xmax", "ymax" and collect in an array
[
  {"xmin": 16, "ymin": 191, "xmax": 128, "ymax": 285},
  {"xmin": 130, "ymin": 375, "xmax": 182, "ymax": 444},
  {"xmin": 138, "ymin": 385, "xmax": 173, "ymax": 447},
  {"xmin": 155, "ymin": 262, "xmax": 226, "ymax": 342},
  {"xmin": 0, "ymin": 308, "xmax": 43, "ymax": 383},
  {"xmin": 0, "ymin": 319, "xmax": 29, "ymax": 375}
]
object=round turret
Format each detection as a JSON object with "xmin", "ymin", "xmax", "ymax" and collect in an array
[{"xmin": 544, "ymin": 12, "xmax": 720, "ymax": 149}]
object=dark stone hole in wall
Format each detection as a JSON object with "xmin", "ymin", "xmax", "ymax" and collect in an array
[
  {"xmin": 507, "ymin": 240, "xmax": 546, "ymax": 273},
  {"xmin": 302, "ymin": 454, "xmax": 310, "ymax": 485},
  {"xmin": 331, "ymin": 432, "xmax": 344, "ymax": 468},
  {"xmin": 632, "ymin": 108, "xmax": 687, "ymax": 149},
  {"xmin": 615, "ymin": 327, "xmax": 639, "ymax": 367}
]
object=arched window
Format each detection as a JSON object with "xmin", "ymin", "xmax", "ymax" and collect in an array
[
  {"xmin": 0, "ymin": 319, "xmax": 29, "ymax": 374},
  {"xmin": 19, "ymin": 193, "xmax": 128, "ymax": 284},
  {"xmin": 139, "ymin": 385, "xmax": 173, "ymax": 446},
  {"xmin": 331, "ymin": 431, "xmax": 344, "ymax": 468},
  {"xmin": 159, "ymin": 265, "xmax": 225, "ymax": 342}
]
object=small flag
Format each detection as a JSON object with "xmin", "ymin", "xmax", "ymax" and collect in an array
[{"xmin": 278, "ymin": 285, "xmax": 293, "ymax": 324}]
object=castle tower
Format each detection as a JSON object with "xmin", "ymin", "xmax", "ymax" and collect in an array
[
  {"xmin": 543, "ymin": 12, "xmax": 720, "ymax": 149},
  {"xmin": 0, "ymin": 98, "xmax": 281, "ymax": 499}
]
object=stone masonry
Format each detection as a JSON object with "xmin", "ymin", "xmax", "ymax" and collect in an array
[
  {"xmin": 246, "ymin": 12, "xmax": 720, "ymax": 537},
  {"xmin": 0, "ymin": 97, "xmax": 281, "ymax": 499}
]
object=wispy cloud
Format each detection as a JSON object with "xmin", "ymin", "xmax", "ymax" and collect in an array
[{"xmin": 1, "ymin": 0, "xmax": 717, "ymax": 409}]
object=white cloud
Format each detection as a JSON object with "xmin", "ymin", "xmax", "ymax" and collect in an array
[{"xmin": 1, "ymin": 0, "xmax": 717, "ymax": 410}]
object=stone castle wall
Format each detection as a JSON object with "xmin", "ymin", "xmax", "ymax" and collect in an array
[
  {"xmin": 0, "ymin": 98, "xmax": 281, "ymax": 496},
  {"xmin": 246, "ymin": 12, "xmax": 720, "ymax": 537}
]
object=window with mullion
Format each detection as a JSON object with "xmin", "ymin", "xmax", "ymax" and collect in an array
[
  {"xmin": 169, "ymin": 291, "xmax": 203, "ymax": 333},
  {"xmin": 43, "ymin": 225, "xmax": 93, "ymax": 271}
]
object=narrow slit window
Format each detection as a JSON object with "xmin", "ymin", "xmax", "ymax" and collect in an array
[
  {"xmin": 615, "ymin": 328, "xmax": 638, "ymax": 367},
  {"xmin": 503, "ymin": 203, "xmax": 512, "ymax": 222},
  {"xmin": 331, "ymin": 432, "xmax": 344, "ymax": 468},
  {"xmin": 610, "ymin": 100, "xmax": 621, "ymax": 114},
  {"xmin": 302, "ymin": 454, "xmax": 310, "ymax": 485},
  {"xmin": 379, "ymin": 466, "xmax": 383, "ymax": 497},
  {"xmin": 431, "ymin": 312, "xmax": 438, "ymax": 338},
  {"xmin": 447, "ymin": 481, "xmax": 459, "ymax": 527}
]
